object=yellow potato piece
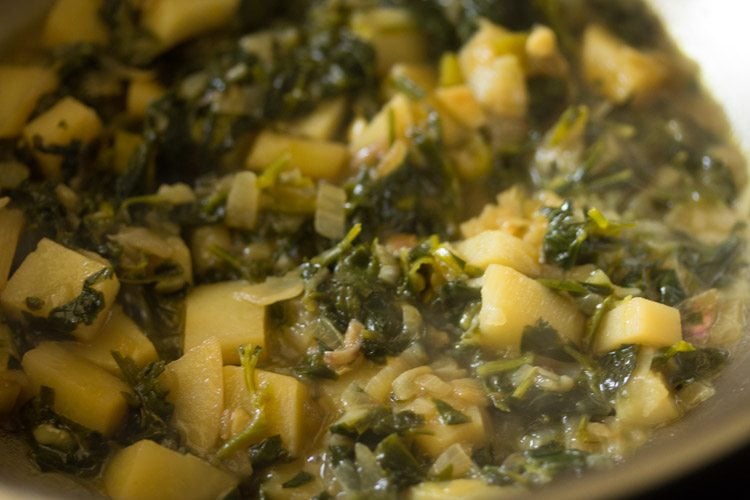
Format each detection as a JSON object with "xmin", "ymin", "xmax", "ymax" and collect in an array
[
  {"xmin": 582, "ymin": 24, "xmax": 667, "ymax": 104},
  {"xmin": 0, "ymin": 208, "xmax": 24, "ymax": 291},
  {"xmin": 479, "ymin": 264, "xmax": 584, "ymax": 351},
  {"xmin": 453, "ymin": 230, "xmax": 540, "ymax": 277},
  {"xmin": 0, "ymin": 238, "xmax": 119, "ymax": 341},
  {"xmin": 22, "ymin": 96, "xmax": 103, "ymax": 179},
  {"xmin": 41, "ymin": 0, "xmax": 109, "ymax": 47},
  {"xmin": 287, "ymin": 97, "xmax": 347, "ymax": 141},
  {"xmin": 223, "ymin": 366, "xmax": 314, "ymax": 456},
  {"xmin": 161, "ymin": 337, "xmax": 224, "ymax": 455},
  {"xmin": 350, "ymin": 8, "xmax": 427, "ymax": 75},
  {"xmin": 21, "ymin": 342, "xmax": 130, "ymax": 436},
  {"xmin": 616, "ymin": 370, "xmax": 680, "ymax": 428},
  {"xmin": 112, "ymin": 130, "xmax": 143, "ymax": 174},
  {"xmin": 349, "ymin": 94, "xmax": 416, "ymax": 153},
  {"xmin": 141, "ymin": 0, "xmax": 240, "ymax": 49},
  {"xmin": 183, "ymin": 281, "xmax": 266, "ymax": 365},
  {"xmin": 593, "ymin": 297, "xmax": 682, "ymax": 353},
  {"xmin": 433, "ymin": 85, "xmax": 487, "ymax": 130},
  {"xmin": 409, "ymin": 479, "xmax": 519, "ymax": 500},
  {"xmin": 0, "ymin": 65, "xmax": 58, "ymax": 138},
  {"xmin": 61, "ymin": 306, "xmax": 158, "ymax": 375},
  {"xmin": 414, "ymin": 406, "xmax": 486, "ymax": 458},
  {"xmin": 126, "ymin": 78, "xmax": 166, "ymax": 118},
  {"xmin": 104, "ymin": 439, "xmax": 238, "ymax": 500},
  {"xmin": 246, "ymin": 131, "xmax": 349, "ymax": 180}
]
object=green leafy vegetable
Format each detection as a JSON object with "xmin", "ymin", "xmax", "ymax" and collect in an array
[
  {"xmin": 45, "ymin": 267, "xmax": 114, "ymax": 335},
  {"xmin": 655, "ymin": 346, "xmax": 729, "ymax": 389},
  {"xmin": 484, "ymin": 443, "xmax": 593, "ymax": 487},
  {"xmin": 282, "ymin": 471, "xmax": 315, "ymax": 488},
  {"xmin": 374, "ymin": 433, "xmax": 425, "ymax": 489},
  {"xmin": 433, "ymin": 399, "xmax": 470, "ymax": 425},
  {"xmin": 19, "ymin": 388, "xmax": 110, "ymax": 477},
  {"xmin": 112, "ymin": 353, "xmax": 180, "ymax": 448},
  {"xmin": 247, "ymin": 435, "xmax": 291, "ymax": 468}
]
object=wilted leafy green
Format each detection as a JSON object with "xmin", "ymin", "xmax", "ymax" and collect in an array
[
  {"xmin": 113, "ymin": 353, "xmax": 180, "ymax": 448},
  {"xmin": 18, "ymin": 388, "xmax": 110, "ymax": 477}
]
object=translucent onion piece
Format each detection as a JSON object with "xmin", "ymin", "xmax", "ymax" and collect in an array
[
  {"xmin": 238, "ymin": 271, "xmax": 304, "ymax": 306},
  {"xmin": 314, "ymin": 181, "xmax": 347, "ymax": 240},
  {"xmin": 225, "ymin": 171, "xmax": 259, "ymax": 231}
]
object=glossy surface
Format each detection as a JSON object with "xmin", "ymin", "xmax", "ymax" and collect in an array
[{"xmin": 0, "ymin": 1, "xmax": 749, "ymax": 498}]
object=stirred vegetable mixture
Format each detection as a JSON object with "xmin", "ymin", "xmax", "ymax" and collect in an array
[{"xmin": 0, "ymin": 0, "xmax": 747, "ymax": 498}]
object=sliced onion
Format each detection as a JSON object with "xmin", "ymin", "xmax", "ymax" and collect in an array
[
  {"xmin": 415, "ymin": 372, "xmax": 453, "ymax": 398},
  {"xmin": 237, "ymin": 271, "xmax": 304, "ymax": 306},
  {"xmin": 392, "ymin": 366, "xmax": 432, "ymax": 401},
  {"xmin": 156, "ymin": 183, "xmax": 196, "ymax": 205},
  {"xmin": 430, "ymin": 443, "xmax": 474, "ymax": 479},
  {"xmin": 225, "ymin": 171, "xmax": 259, "ymax": 231},
  {"xmin": 314, "ymin": 181, "xmax": 347, "ymax": 239}
]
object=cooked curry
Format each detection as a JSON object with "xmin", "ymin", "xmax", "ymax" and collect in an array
[{"xmin": 0, "ymin": 0, "xmax": 747, "ymax": 498}]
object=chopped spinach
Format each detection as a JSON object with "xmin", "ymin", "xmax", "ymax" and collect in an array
[
  {"xmin": 484, "ymin": 443, "xmax": 592, "ymax": 487},
  {"xmin": 654, "ymin": 347, "xmax": 729, "ymax": 389},
  {"xmin": 247, "ymin": 435, "xmax": 291, "ymax": 468},
  {"xmin": 433, "ymin": 399, "xmax": 470, "ymax": 425},
  {"xmin": 348, "ymin": 119, "xmax": 462, "ymax": 241},
  {"xmin": 45, "ymin": 267, "xmax": 113, "ymax": 335},
  {"xmin": 282, "ymin": 471, "xmax": 315, "ymax": 488},
  {"xmin": 113, "ymin": 353, "xmax": 180, "ymax": 448},
  {"xmin": 374, "ymin": 433, "xmax": 425, "ymax": 489},
  {"xmin": 596, "ymin": 345, "xmax": 639, "ymax": 396},
  {"xmin": 18, "ymin": 388, "xmax": 110, "ymax": 477}
]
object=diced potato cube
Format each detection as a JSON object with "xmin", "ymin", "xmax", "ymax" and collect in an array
[
  {"xmin": 593, "ymin": 297, "xmax": 682, "ymax": 353},
  {"xmin": 126, "ymin": 78, "xmax": 166, "ymax": 118},
  {"xmin": 183, "ymin": 281, "xmax": 266, "ymax": 365},
  {"xmin": 112, "ymin": 130, "xmax": 143, "ymax": 174},
  {"xmin": 0, "ymin": 65, "xmax": 58, "ymax": 138},
  {"xmin": 0, "ymin": 238, "xmax": 119, "ymax": 341},
  {"xmin": 104, "ymin": 439, "xmax": 238, "ymax": 500},
  {"xmin": 22, "ymin": 342, "xmax": 130, "ymax": 436},
  {"xmin": 61, "ymin": 306, "xmax": 158, "ymax": 375},
  {"xmin": 413, "ymin": 405, "xmax": 486, "ymax": 458},
  {"xmin": 287, "ymin": 97, "xmax": 347, "ymax": 141},
  {"xmin": 458, "ymin": 20, "xmax": 528, "ymax": 119},
  {"xmin": 225, "ymin": 171, "xmax": 259, "ymax": 231},
  {"xmin": 41, "ymin": 0, "xmax": 109, "ymax": 47},
  {"xmin": 582, "ymin": 24, "xmax": 667, "ymax": 104},
  {"xmin": 467, "ymin": 55, "xmax": 528, "ymax": 119},
  {"xmin": 246, "ymin": 131, "xmax": 349, "ymax": 180},
  {"xmin": 616, "ymin": 370, "xmax": 680, "ymax": 428},
  {"xmin": 141, "ymin": 0, "xmax": 240, "ymax": 49},
  {"xmin": 351, "ymin": 8, "xmax": 427, "ymax": 75},
  {"xmin": 0, "ymin": 208, "xmax": 24, "ymax": 291},
  {"xmin": 479, "ymin": 264, "xmax": 584, "ymax": 351},
  {"xmin": 409, "ymin": 479, "xmax": 518, "ymax": 500},
  {"xmin": 22, "ymin": 96, "xmax": 103, "ymax": 179},
  {"xmin": 223, "ymin": 367, "xmax": 314, "ymax": 456},
  {"xmin": 434, "ymin": 85, "xmax": 487, "ymax": 130},
  {"xmin": 458, "ymin": 20, "xmax": 515, "ymax": 77},
  {"xmin": 161, "ymin": 337, "xmax": 224, "ymax": 455},
  {"xmin": 454, "ymin": 230, "xmax": 539, "ymax": 277},
  {"xmin": 349, "ymin": 94, "xmax": 416, "ymax": 153}
]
